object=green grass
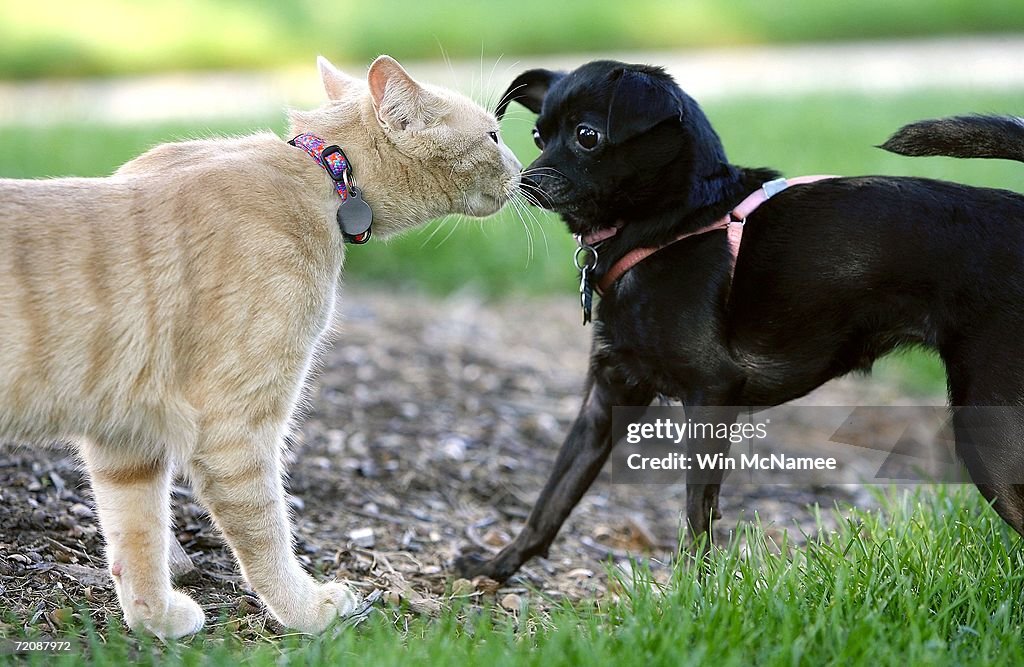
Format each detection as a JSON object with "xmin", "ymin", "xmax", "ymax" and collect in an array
[
  {"xmin": 4, "ymin": 87, "xmax": 1023, "ymax": 393},
  {"xmin": 1, "ymin": 1, "xmax": 1023, "ymax": 79},
  {"xmin": 11, "ymin": 487, "xmax": 1024, "ymax": 665}
]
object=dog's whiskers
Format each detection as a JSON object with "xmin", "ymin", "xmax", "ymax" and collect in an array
[
  {"xmin": 519, "ymin": 188, "xmax": 544, "ymax": 209},
  {"xmin": 519, "ymin": 180, "xmax": 554, "ymax": 210},
  {"xmin": 518, "ymin": 181, "xmax": 544, "ymax": 199},
  {"xmin": 522, "ymin": 165, "xmax": 567, "ymax": 178}
]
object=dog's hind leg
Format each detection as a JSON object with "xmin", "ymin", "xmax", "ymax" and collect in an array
[
  {"xmin": 683, "ymin": 402, "xmax": 741, "ymax": 551},
  {"xmin": 454, "ymin": 356, "xmax": 654, "ymax": 582},
  {"xmin": 947, "ymin": 356, "xmax": 1024, "ymax": 536},
  {"xmin": 951, "ymin": 403, "xmax": 1024, "ymax": 536}
]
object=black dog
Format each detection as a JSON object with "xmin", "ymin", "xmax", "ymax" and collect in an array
[{"xmin": 456, "ymin": 60, "xmax": 1024, "ymax": 582}]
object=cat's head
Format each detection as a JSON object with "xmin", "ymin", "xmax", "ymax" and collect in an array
[{"xmin": 289, "ymin": 56, "xmax": 522, "ymax": 237}]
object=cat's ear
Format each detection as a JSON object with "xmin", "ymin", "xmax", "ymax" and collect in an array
[
  {"xmin": 496, "ymin": 69, "xmax": 565, "ymax": 120},
  {"xmin": 318, "ymin": 56, "xmax": 360, "ymax": 101},
  {"xmin": 367, "ymin": 55, "xmax": 443, "ymax": 131}
]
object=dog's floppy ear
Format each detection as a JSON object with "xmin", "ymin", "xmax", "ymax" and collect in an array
[
  {"xmin": 496, "ymin": 69, "xmax": 565, "ymax": 120},
  {"xmin": 368, "ymin": 55, "xmax": 444, "ymax": 131},
  {"xmin": 606, "ymin": 67, "xmax": 682, "ymax": 144}
]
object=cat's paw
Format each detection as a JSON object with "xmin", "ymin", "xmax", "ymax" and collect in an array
[
  {"xmin": 124, "ymin": 589, "xmax": 205, "ymax": 640},
  {"xmin": 281, "ymin": 581, "xmax": 360, "ymax": 634}
]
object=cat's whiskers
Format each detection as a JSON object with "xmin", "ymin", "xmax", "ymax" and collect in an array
[
  {"xmin": 509, "ymin": 185, "xmax": 554, "ymax": 264},
  {"xmin": 436, "ymin": 40, "xmax": 459, "ymax": 92},
  {"xmin": 435, "ymin": 197, "xmax": 473, "ymax": 247},
  {"xmin": 512, "ymin": 190, "xmax": 550, "ymax": 258},
  {"xmin": 438, "ymin": 221, "xmax": 463, "ymax": 248},
  {"xmin": 420, "ymin": 216, "xmax": 457, "ymax": 249},
  {"xmin": 518, "ymin": 183, "xmax": 545, "ymax": 209},
  {"xmin": 477, "ymin": 47, "xmax": 484, "ymax": 110},
  {"xmin": 493, "ymin": 83, "xmax": 528, "ymax": 118},
  {"xmin": 518, "ymin": 184, "xmax": 548, "ymax": 213},
  {"xmin": 507, "ymin": 195, "xmax": 536, "ymax": 264},
  {"xmin": 490, "ymin": 58, "xmax": 528, "ymax": 115},
  {"xmin": 484, "ymin": 55, "xmax": 505, "ymax": 115},
  {"xmin": 518, "ymin": 181, "xmax": 557, "ymax": 252},
  {"xmin": 496, "ymin": 116, "xmax": 537, "ymax": 126}
]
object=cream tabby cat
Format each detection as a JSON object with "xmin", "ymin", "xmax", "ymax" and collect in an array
[{"xmin": 0, "ymin": 55, "xmax": 520, "ymax": 638}]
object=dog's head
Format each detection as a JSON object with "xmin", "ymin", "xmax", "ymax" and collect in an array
[{"xmin": 498, "ymin": 60, "xmax": 732, "ymax": 236}]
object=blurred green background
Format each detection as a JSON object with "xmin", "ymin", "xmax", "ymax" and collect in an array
[
  {"xmin": 2, "ymin": 0, "xmax": 1023, "ymax": 393},
  {"xmin": 0, "ymin": 0, "xmax": 1022, "ymax": 79}
]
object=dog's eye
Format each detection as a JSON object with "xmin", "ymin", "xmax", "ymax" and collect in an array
[
  {"xmin": 576, "ymin": 125, "xmax": 601, "ymax": 150},
  {"xmin": 532, "ymin": 127, "xmax": 544, "ymax": 150},
  {"xmin": 488, "ymin": 131, "xmax": 499, "ymax": 144}
]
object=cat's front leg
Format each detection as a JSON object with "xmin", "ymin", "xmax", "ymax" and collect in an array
[
  {"xmin": 187, "ymin": 424, "xmax": 358, "ymax": 633},
  {"xmin": 81, "ymin": 442, "xmax": 206, "ymax": 639}
]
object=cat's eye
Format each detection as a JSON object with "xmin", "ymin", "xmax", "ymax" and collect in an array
[
  {"xmin": 532, "ymin": 127, "xmax": 544, "ymax": 150},
  {"xmin": 576, "ymin": 125, "xmax": 601, "ymax": 150},
  {"xmin": 488, "ymin": 131, "xmax": 499, "ymax": 144}
]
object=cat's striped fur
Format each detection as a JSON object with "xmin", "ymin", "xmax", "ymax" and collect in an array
[{"xmin": 0, "ymin": 55, "xmax": 520, "ymax": 638}]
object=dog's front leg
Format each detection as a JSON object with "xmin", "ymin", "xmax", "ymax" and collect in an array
[
  {"xmin": 683, "ymin": 403, "xmax": 740, "ymax": 550},
  {"xmin": 455, "ymin": 359, "xmax": 653, "ymax": 582}
]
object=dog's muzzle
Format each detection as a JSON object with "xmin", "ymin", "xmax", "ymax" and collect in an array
[{"xmin": 519, "ymin": 171, "xmax": 558, "ymax": 209}]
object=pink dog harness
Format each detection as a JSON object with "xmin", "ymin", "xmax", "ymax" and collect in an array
[{"xmin": 579, "ymin": 175, "xmax": 837, "ymax": 297}]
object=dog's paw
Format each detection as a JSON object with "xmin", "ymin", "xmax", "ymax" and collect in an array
[
  {"xmin": 452, "ymin": 551, "xmax": 491, "ymax": 578},
  {"xmin": 453, "ymin": 551, "xmax": 520, "ymax": 583},
  {"xmin": 278, "ymin": 581, "xmax": 360, "ymax": 634},
  {"xmin": 124, "ymin": 589, "xmax": 205, "ymax": 640}
]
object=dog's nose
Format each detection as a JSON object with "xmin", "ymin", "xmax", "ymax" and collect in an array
[{"xmin": 519, "ymin": 172, "xmax": 554, "ymax": 209}]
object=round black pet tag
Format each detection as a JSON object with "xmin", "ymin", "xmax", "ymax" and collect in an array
[{"xmin": 337, "ymin": 187, "xmax": 373, "ymax": 244}]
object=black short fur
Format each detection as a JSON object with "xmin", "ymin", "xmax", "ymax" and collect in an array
[
  {"xmin": 456, "ymin": 61, "xmax": 1024, "ymax": 582},
  {"xmin": 881, "ymin": 113, "xmax": 1024, "ymax": 161}
]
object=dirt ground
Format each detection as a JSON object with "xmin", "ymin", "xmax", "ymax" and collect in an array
[{"xmin": 0, "ymin": 291, "xmax": 921, "ymax": 638}]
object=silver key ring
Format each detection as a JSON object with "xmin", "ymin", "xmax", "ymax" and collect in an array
[{"xmin": 574, "ymin": 244, "xmax": 599, "ymax": 271}]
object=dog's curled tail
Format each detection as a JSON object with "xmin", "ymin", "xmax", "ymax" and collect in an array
[{"xmin": 880, "ymin": 114, "xmax": 1024, "ymax": 163}]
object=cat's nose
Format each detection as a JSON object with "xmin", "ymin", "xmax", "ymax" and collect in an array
[{"xmin": 506, "ymin": 152, "xmax": 522, "ymax": 174}]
